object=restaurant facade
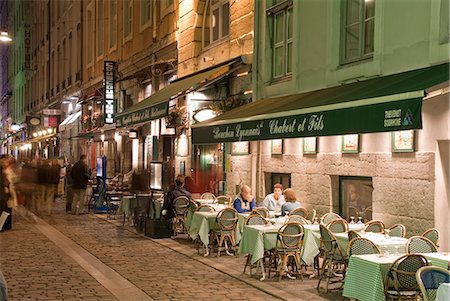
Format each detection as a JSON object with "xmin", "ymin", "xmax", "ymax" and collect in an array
[{"xmin": 192, "ymin": 0, "xmax": 450, "ymax": 249}]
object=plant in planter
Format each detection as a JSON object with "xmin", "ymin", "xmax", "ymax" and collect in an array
[
  {"xmin": 209, "ymin": 95, "xmax": 249, "ymax": 115},
  {"xmin": 166, "ymin": 106, "xmax": 188, "ymax": 128}
]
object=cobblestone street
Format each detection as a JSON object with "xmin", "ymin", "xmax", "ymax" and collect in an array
[{"xmin": 0, "ymin": 201, "xmax": 340, "ymax": 301}]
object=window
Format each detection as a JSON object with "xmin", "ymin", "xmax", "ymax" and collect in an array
[
  {"xmin": 211, "ymin": 0, "xmax": 229, "ymax": 43},
  {"xmin": 109, "ymin": 0, "xmax": 117, "ymax": 49},
  {"xmin": 140, "ymin": 0, "xmax": 152, "ymax": 28},
  {"xmin": 86, "ymin": 5, "xmax": 94, "ymax": 64},
  {"xmin": 123, "ymin": 0, "xmax": 132, "ymax": 39},
  {"xmin": 267, "ymin": 0, "xmax": 293, "ymax": 79},
  {"xmin": 97, "ymin": 0, "xmax": 104, "ymax": 57},
  {"xmin": 265, "ymin": 173, "xmax": 291, "ymax": 197},
  {"xmin": 339, "ymin": 176, "xmax": 373, "ymax": 221},
  {"xmin": 439, "ymin": 0, "xmax": 449, "ymax": 44},
  {"xmin": 342, "ymin": 0, "xmax": 375, "ymax": 64}
]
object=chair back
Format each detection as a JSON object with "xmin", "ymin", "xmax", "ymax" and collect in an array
[
  {"xmin": 386, "ymin": 254, "xmax": 429, "ymax": 295},
  {"xmin": 197, "ymin": 204, "xmax": 215, "ymax": 212},
  {"xmin": 364, "ymin": 220, "xmax": 385, "ymax": 233},
  {"xmin": 173, "ymin": 196, "xmax": 190, "ymax": 216},
  {"xmin": 287, "ymin": 215, "xmax": 309, "ymax": 225},
  {"xmin": 422, "ymin": 228, "xmax": 440, "ymax": 247},
  {"xmin": 289, "ymin": 207, "xmax": 308, "ymax": 218},
  {"xmin": 320, "ymin": 212, "xmax": 342, "ymax": 225},
  {"xmin": 406, "ymin": 236, "xmax": 438, "ymax": 254},
  {"xmin": 252, "ymin": 207, "xmax": 269, "ymax": 218},
  {"xmin": 201, "ymin": 192, "xmax": 216, "ymax": 200},
  {"xmin": 245, "ymin": 214, "xmax": 268, "ymax": 225},
  {"xmin": 216, "ymin": 195, "xmax": 231, "ymax": 206},
  {"xmin": 216, "ymin": 208, "xmax": 238, "ymax": 231},
  {"xmin": 416, "ymin": 266, "xmax": 450, "ymax": 301},
  {"xmin": 389, "ymin": 224, "xmax": 407, "ymax": 238},
  {"xmin": 326, "ymin": 218, "xmax": 349, "ymax": 233},
  {"xmin": 306, "ymin": 208, "xmax": 316, "ymax": 223},
  {"xmin": 277, "ymin": 222, "xmax": 304, "ymax": 250},
  {"xmin": 319, "ymin": 224, "xmax": 336, "ymax": 254},
  {"xmin": 348, "ymin": 237, "xmax": 381, "ymax": 256},
  {"xmin": 363, "ymin": 206, "xmax": 373, "ymax": 222},
  {"xmin": 189, "ymin": 200, "xmax": 199, "ymax": 211},
  {"xmin": 348, "ymin": 230, "xmax": 361, "ymax": 241}
]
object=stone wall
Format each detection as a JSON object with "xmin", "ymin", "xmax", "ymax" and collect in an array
[{"xmin": 228, "ymin": 151, "xmax": 435, "ymax": 236}]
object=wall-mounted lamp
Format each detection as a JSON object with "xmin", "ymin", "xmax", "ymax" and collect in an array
[
  {"xmin": 0, "ymin": 31, "xmax": 12, "ymax": 42},
  {"xmin": 100, "ymin": 134, "xmax": 105, "ymax": 142},
  {"xmin": 129, "ymin": 130, "xmax": 137, "ymax": 139},
  {"xmin": 193, "ymin": 108, "xmax": 217, "ymax": 123}
]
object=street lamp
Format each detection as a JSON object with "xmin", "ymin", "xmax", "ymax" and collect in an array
[{"xmin": 0, "ymin": 31, "xmax": 12, "ymax": 42}]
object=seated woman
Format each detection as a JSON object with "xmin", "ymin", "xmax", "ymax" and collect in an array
[{"xmin": 281, "ymin": 188, "xmax": 302, "ymax": 216}]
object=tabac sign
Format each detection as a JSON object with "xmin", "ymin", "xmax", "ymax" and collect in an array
[
  {"xmin": 116, "ymin": 102, "xmax": 168, "ymax": 127},
  {"xmin": 192, "ymin": 98, "xmax": 422, "ymax": 144},
  {"xmin": 104, "ymin": 61, "xmax": 116, "ymax": 124}
]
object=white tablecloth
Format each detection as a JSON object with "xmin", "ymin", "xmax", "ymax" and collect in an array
[{"xmin": 436, "ymin": 283, "xmax": 450, "ymax": 301}]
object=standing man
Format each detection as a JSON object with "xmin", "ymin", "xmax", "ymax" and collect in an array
[
  {"xmin": 233, "ymin": 185, "xmax": 256, "ymax": 213},
  {"xmin": 262, "ymin": 183, "xmax": 285, "ymax": 212},
  {"xmin": 71, "ymin": 155, "xmax": 90, "ymax": 214}
]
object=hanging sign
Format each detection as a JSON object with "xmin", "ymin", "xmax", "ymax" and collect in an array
[{"xmin": 104, "ymin": 61, "xmax": 116, "ymax": 124}]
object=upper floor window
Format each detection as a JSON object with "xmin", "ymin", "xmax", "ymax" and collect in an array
[
  {"xmin": 97, "ymin": 0, "xmax": 104, "ymax": 57},
  {"xmin": 123, "ymin": 0, "xmax": 133, "ymax": 40},
  {"xmin": 211, "ymin": 0, "xmax": 229, "ymax": 42},
  {"xmin": 267, "ymin": 0, "xmax": 293, "ymax": 79},
  {"xmin": 140, "ymin": 0, "xmax": 152, "ymax": 28},
  {"xmin": 109, "ymin": 0, "xmax": 117, "ymax": 49},
  {"xmin": 342, "ymin": 0, "xmax": 375, "ymax": 64}
]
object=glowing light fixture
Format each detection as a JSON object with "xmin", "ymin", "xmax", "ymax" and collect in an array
[
  {"xmin": 193, "ymin": 108, "xmax": 216, "ymax": 123},
  {"xmin": 0, "ymin": 31, "xmax": 12, "ymax": 42},
  {"xmin": 176, "ymin": 133, "xmax": 189, "ymax": 157},
  {"xmin": 32, "ymin": 132, "xmax": 38, "ymax": 137},
  {"xmin": 47, "ymin": 128, "xmax": 53, "ymax": 134}
]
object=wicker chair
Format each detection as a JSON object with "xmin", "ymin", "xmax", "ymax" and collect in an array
[
  {"xmin": 416, "ymin": 266, "xmax": 450, "ymax": 301},
  {"xmin": 348, "ymin": 237, "xmax": 381, "ymax": 256},
  {"xmin": 172, "ymin": 196, "xmax": 190, "ymax": 235},
  {"xmin": 406, "ymin": 236, "xmax": 438, "ymax": 254},
  {"xmin": 320, "ymin": 212, "xmax": 342, "ymax": 225},
  {"xmin": 197, "ymin": 204, "xmax": 215, "ymax": 212},
  {"xmin": 216, "ymin": 195, "xmax": 231, "ymax": 206},
  {"xmin": 306, "ymin": 208, "xmax": 317, "ymax": 223},
  {"xmin": 274, "ymin": 222, "xmax": 305, "ymax": 281},
  {"xmin": 385, "ymin": 254, "xmax": 429, "ymax": 301},
  {"xmin": 252, "ymin": 207, "xmax": 270, "ymax": 218},
  {"xmin": 245, "ymin": 214, "xmax": 268, "ymax": 225},
  {"xmin": 317, "ymin": 224, "xmax": 347, "ymax": 293},
  {"xmin": 326, "ymin": 219, "xmax": 349, "ymax": 233},
  {"xmin": 201, "ymin": 192, "xmax": 216, "ymax": 200},
  {"xmin": 213, "ymin": 208, "xmax": 238, "ymax": 257},
  {"xmin": 363, "ymin": 206, "xmax": 373, "ymax": 222},
  {"xmin": 389, "ymin": 224, "xmax": 407, "ymax": 238},
  {"xmin": 364, "ymin": 220, "xmax": 385, "ymax": 233},
  {"xmin": 288, "ymin": 215, "xmax": 309, "ymax": 225},
  {"xmin": 289, "ymin": 207, "xmax": 308, "ymax": 218},
  {"xmin": 421, "ymin": 228, "xmax": 440, "ymax": 248},
  {"xmin": 348, "ymin": 230, "xmax": 361, "ymax": 241}
]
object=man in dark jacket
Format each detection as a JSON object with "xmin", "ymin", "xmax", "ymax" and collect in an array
[
  {"xmin": 70, "ymin": 155, "xmax": 90, "ymax": 214},
  {"xmin": 162, "ymin": 175, "xmax": 192, "ymax": 219}
]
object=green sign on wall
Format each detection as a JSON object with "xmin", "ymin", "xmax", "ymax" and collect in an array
[
  {"xmin": 192, "ymin": 98, "xmax": 422, "ymax": 144},
  {"xmin": 116, "ymin": 102, "xmax": 168, "ymax": 127}
]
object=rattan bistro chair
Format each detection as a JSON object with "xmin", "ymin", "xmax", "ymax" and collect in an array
[
  {"xmin": 243, "ymin": 214, "xmax": 269, "ymax": 274},
  {"xmin": 252, "ymin": 207, "xmax": 270, "ymax": 218},
  {"xmin": 320, "ymin": 212, "xmax": 342, "ymax": 225},
  {"xmin": 421, "ymin": 228, "xmax": 440, "ymax": 248},
  {"xmin": 197, "ymin": 204, "xmax": 215, "ymax": 212},
  {"xmin": 306, "ymin": 208, "xmax": 317, "ymax": 223},
  {"xmin": 289, "ymin": 207, "xmax": 308, "ymax": 218},
  {"xmin": 288, "ymin": 215, "xmax": 309, "ymax": 225},
  {"xmin": 364, "ymin": 220, "xmax": 385, "ymax": 233},
  {"xmin": 216, "ymin": 195, "xmax": 231, "ymax": 206},
  {"xmin": 348, "ymin": 230, "xmax": 361, "ymax": 241},
  {"xmin": 416, "ymin": 266, "xmax": 450, "ymax": 301},
  {"xmin": 274, "ymin": 222, "xmax": 305, "ymax": 281},
  {"xmin": 385, "ymin": 254, "xmax": 429, "ymax": 301},
  {"xmin": 326, "ymin": 219, "xmax": 349, "ymax": 233},
  {"xmin": 406, "ymin": 236, "xmax": 438, "ymax": 254},
  {"xmin": 389, "ymin": 224, "xmax": 407, "ymax": 238},
  {"xmin": 201, "ymin": 192, "xmax": 216, "ymax": 200},
  {"xmin": 213, "ymin": 208, "xmax": 238, "ymax": 257},
  {"xmin": 348, "ymin": 237, "xmax": 381, "ymax": 256},
  {"xmin": 172, "ymin": 196, "xmax": 190, "ymax": 235}
]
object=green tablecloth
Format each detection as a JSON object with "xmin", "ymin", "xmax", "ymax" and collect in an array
[
  {"xmin": 343, "ymin": 253, "xmax": 450, "ymax": 301},
  {"xmin": 302, "ymin": 224, "xmax": 322, "ymax": 266},
  {"xmin": 436, "ymin": 283, "xmax": 450, "ymax": 301},
  {"xmin": 116, "ymin": 195, "xmax": 137, "ymax": 215},
  {"xmin": 335, "ymin": 232, "xmax": 408, "ymax": 256},
  {"xmin": 238, "ymin": 224, "xmax": 279, "ymax": 264},
  {"xmin": 188, "ymin": 211, "xmax": 241, "ymax": 247}
]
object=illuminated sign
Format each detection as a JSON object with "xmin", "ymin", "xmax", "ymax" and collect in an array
[{"xmin": 104, "ymin": 61, "xmax": 116, "ymax": 124}]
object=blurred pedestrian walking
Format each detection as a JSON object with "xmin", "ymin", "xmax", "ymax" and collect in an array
[
  {"xmin": 0, "ymin": 155, "xmax": 13, "ymax": 231},
  {"xmin": 65, "ymin": 162, "xmax": 74, "ymax": 213},
  {"xmin": 44, "ymin": 159, "xmax": 61, "ymax": 215},
  {"xmin": 71, "ymin": 155, "xmax": 90, "ymax": 214}
]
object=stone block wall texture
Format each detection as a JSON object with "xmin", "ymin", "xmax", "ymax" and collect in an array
[{"xmin": 228, "ymin": 152, "xmax": 435, "ymax": 236}]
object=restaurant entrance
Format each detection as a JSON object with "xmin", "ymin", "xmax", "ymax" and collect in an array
[{"xmin": 192, "ymin": 144, "xmax": 225, "ymax": 196}]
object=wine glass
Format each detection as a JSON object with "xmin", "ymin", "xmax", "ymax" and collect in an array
[
  {"xmin": 313, "ymin": 217, "xmax": 319, "ymax": 225},
  {"xmin": 384, "ymin": 229, "xmax": 391, "ymax": 239},
  {"xmin": 350, "ymin": 216, "xmax": 355, "ymax": 224},
  {"xmin": 357, "ymin": 216, "xmax": 363, "ymax": 224}
]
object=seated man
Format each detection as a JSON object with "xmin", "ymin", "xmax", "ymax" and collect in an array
[
  {"xmin": 162, "ymin": 175, "xmax": 192, "ymax": 219},
  {"xmin": 233, "ymin": 185, "xmax": 256, "ymax": 213},
  {"xmin": 262, "ymin": 183, "xmax": 285, "ymax": 211}
]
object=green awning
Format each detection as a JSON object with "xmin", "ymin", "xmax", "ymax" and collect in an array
[
  {"xmin": 70, "ymin": 132, "xmax": 94, "ymax": 140},
  {"xmin": 192, "ymin": 62, "xmax": 449, "ymax": 144},
  {"xmin": 116, "ymin": 60, "xmax": 240, "ymax": 128}
]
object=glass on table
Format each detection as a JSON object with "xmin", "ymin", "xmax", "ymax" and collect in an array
[
  {"xmin": 350, "ymin": 216, "xmax": 355, "ymax": 224},
  {"xmin": 357, "ymin": 217, "xmax": 363, "ymax": 224},
  {"xmin": 313, "ymin": 217, "xmax": 319, "ymax": 225},
  {"xmin": 384, "ymin": 229, "xmax": 391, "ymax": 239}
]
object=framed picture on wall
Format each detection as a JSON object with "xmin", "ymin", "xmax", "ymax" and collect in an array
[
  {"xmin": 231, "ymin": 141, "xmax": 250, "ymax": 155},
  {"xmin": 303, "ymin": 137, "xmax": 317, "ymax": 154},
  {"xmin": 342, "ymin": 134, "xmax": 359, "ymax": 153},
  {"xmin": 271, "ymin": 139, "xmax": 283, "ymax": 155},
  {"xmin": 392, "ymin": 130, "xmax": 415, "ymax": 152}
]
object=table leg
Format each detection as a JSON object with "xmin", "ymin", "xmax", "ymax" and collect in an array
[
  {"xmin": 203, "ymin": 244, "xmax": 209, "ymax": 257},
  {"xmin": 259, "ymin": 259, "xmax": 266, "ymax": 281}
]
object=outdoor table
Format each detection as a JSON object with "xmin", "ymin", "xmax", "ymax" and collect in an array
[
  {"xmin": 149, "ymin": 198, "xmax": 164, "ymax": 220},
  {"xmin": 421, "ymin": 252, "xmax": 450, "ymax": 269},
  {"xmin": 343, "ymin": 253, "xmax": 450, "ymax": 301},
  {"xmin": 187, "ymin": 206, "xmax": 239, "ymax": 256},
  {"xmin": 334, "ymin": 232, "xmax": 407, "ymax": 256},
  {"xmin": 436, "ymin": 283, "xmax": 450, "ymax": 301},
  {"xmin": 117, "ymin": 195, "xmax": 138, "ymax": 226}
]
